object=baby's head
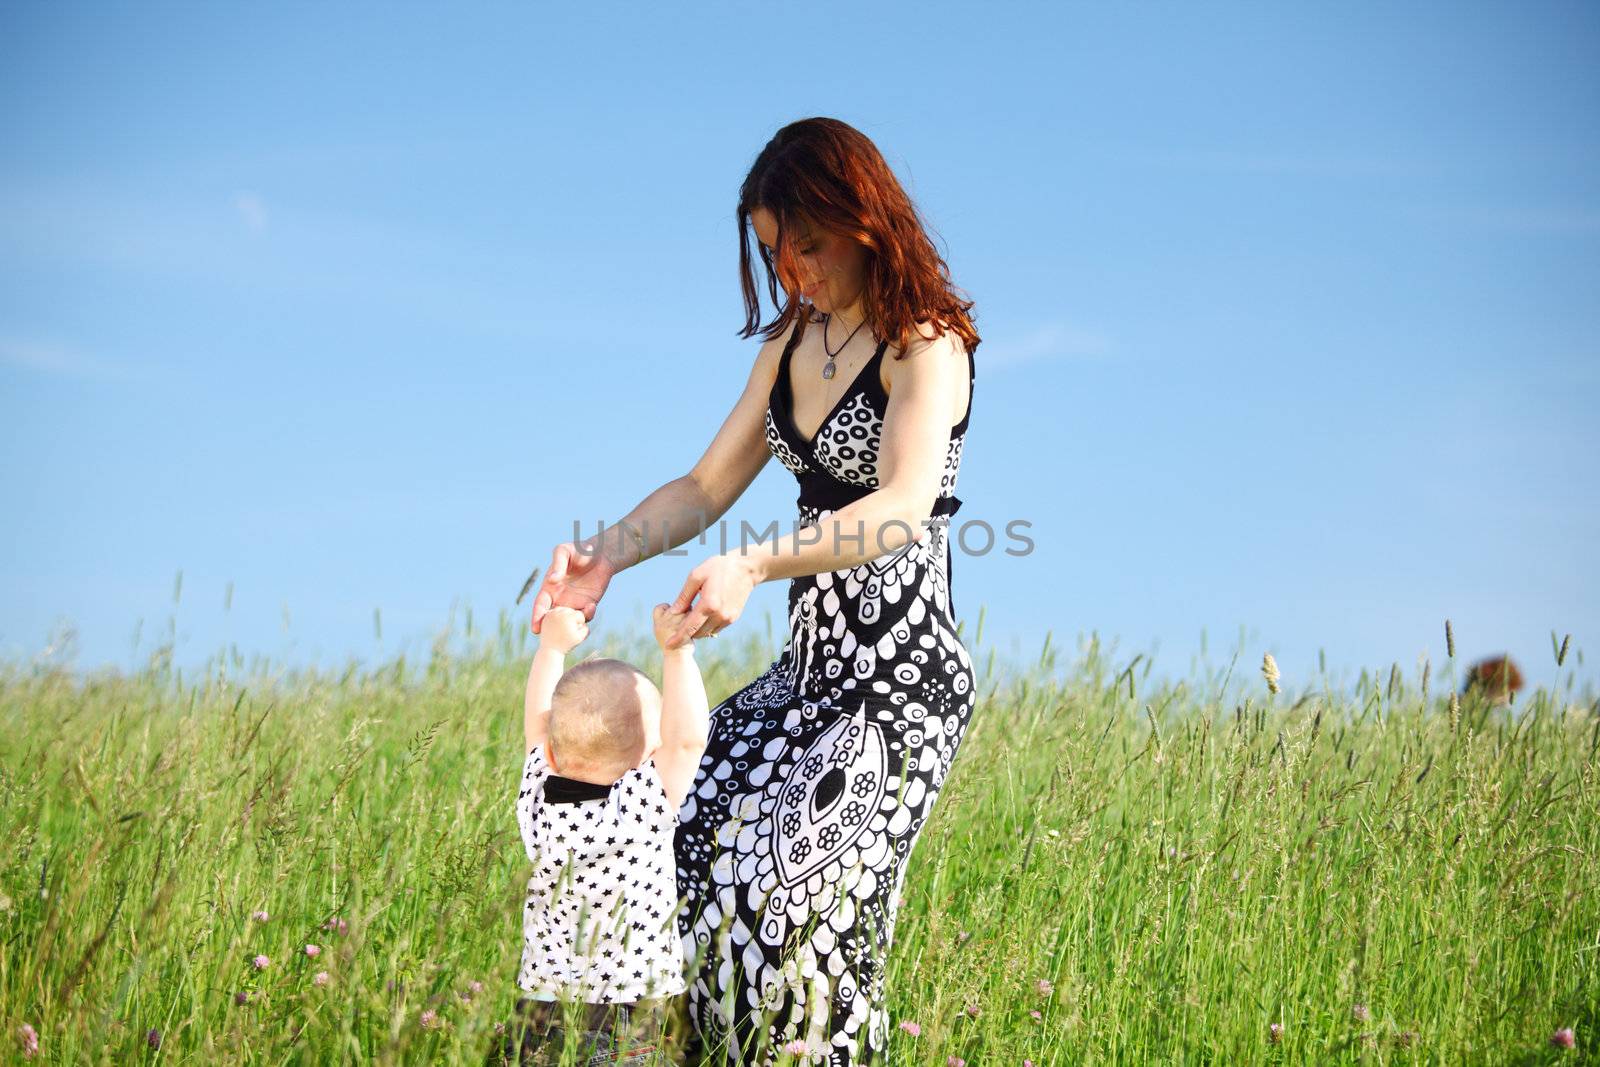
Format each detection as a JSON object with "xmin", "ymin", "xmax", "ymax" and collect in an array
[{"xmin": 548, "ymin": 656, "xmax": 662, "ymax": 783}]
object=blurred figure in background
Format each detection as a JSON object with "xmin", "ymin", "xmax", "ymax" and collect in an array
[{"xmin": 1462, "ymin": 654, "xmax": 1524, "ymax": 707}]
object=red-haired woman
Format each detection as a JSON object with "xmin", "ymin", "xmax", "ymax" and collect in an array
[{"xmin": 529, "ymin": 117, "xmax": 980, "ymax": 1065}]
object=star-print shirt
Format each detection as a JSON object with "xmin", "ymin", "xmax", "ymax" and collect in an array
[{"xmin": 514, "ymin": 743, "xmax": 686, "ymax": 1003}]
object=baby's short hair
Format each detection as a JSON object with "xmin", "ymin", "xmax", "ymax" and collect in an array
[{"xmin": 549, "ymin": 656, "xmax": 653, "ymax": 778}]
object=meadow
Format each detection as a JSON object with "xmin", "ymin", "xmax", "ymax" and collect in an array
[{"xmin": 1, "ymin": 602, "xmax": 1594, "ymax": 1065}]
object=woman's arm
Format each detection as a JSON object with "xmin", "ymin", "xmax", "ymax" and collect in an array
[
  {"xmin": 529, "ymin": 335, "xmax": 786, "ymax": 631},
  {"xmin": 663, "ymin": 328, "xmax": 967, "ymax": 646},
  {"xmin": 746, "ymin": 328, "xmax": 964, "ymax": 582},
  {"xmin": 583, "ymin": 336, "xmax": 788, "ymax": 573}
]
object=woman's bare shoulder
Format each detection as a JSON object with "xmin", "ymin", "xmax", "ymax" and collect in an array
[
  {"xmin": 887, "ymin": 319, "xmax": 965, "ymax": 358},
  {"xmin": 751, "ymin": 315, "xmax": 812, "ymax": 385},
  {"xmin": 883, "ymin": 318, "xmax": 966, "ymax": 393},
  {"xmin": 753, "ymin": 328, "xmax": 786, "ymax": 378}
]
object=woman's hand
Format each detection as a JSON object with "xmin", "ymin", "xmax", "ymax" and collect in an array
[
  {"xmin": 664, "ymin": 552, "xmax": 765, "ymax": 649},
  {"xmin": 529, "ymin": 540, "xmax": 617, "ymax": 635}
]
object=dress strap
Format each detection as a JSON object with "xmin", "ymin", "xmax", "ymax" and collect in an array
[{"xmin": 778, "ymin": 316, "xmax": 805, "ymax": 371}]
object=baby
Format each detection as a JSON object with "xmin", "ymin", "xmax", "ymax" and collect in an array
[{"xmin": 491, "ymin": 603, "xmax": 708, "ymax": 1067}]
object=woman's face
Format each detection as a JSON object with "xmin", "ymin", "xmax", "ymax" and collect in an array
[{"xmin": 751, "ymin": 205, "xmax": 866, "ymax": 313}]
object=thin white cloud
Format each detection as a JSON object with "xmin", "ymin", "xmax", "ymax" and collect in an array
[
  {"xmin": 982, "ymin": 320, "xmax": 1113, "ymax": 372},
  {"xmin": 1164, "ymin": 149, "xmax": 1422, "ymax": 179},
  {"xmin": 234, "ymin": 191, "xmax": 268, "ymax": 232},
  {"xmin": 1, "ymin": 183, "xmax": 546, "ymax": 343},
  {"xmin": 0, "ymin": 338, "xmax": 144, "ymax": 382},
  {"xmin": 1086, "ymin": 144, "xmax": 1426, "ymax": 181},
  {"xmin": 1410, "ymin": 203, "xmax": 1600, "ymax": 235}
]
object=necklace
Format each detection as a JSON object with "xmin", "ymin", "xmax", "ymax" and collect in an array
[{"xmin": 821, "ymin": 311, "xmax": 868, "ymax": 379}]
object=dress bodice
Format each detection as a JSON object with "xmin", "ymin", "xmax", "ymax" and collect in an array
[
  {"xmin": 762, "ymin": 320, "xmax": 972, "ymax": 520},
  {"xmin": 759, "ymin": 318, "xmax": 976, "ymax": 704}
]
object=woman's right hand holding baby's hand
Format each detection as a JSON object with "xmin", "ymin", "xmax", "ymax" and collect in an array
[
  {"xmin": 538, "ymin": 605, "xmax": 590, "ymax": 653},
  {"xmin": 529, "ymin": 539, "xmax": 618, "ymax": 635}
]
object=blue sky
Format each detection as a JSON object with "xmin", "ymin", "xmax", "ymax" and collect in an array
[{"xmin": 2, "ymin": 1, "xmax": 1596, "ymax": 698}]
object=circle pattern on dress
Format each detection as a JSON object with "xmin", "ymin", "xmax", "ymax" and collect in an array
[{"xmin": 676, "ymin": 323, "xmax": 977, "ymax": 1066}]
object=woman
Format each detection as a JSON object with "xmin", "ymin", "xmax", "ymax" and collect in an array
[{"xmin": 529, "ymin": 116, "xmax": 979, "ymax": 1066}]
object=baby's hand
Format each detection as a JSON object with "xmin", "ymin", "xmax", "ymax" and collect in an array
[
  {"xmin": 652, "ymin": 602, "xmax": 692, "ymax": 651},
  {"xmin": 538, "ymin": 605, "xmax": 589, "ymax": 653}
]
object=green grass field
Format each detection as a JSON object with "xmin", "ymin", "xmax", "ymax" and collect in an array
[{"xmin": 2, "ymin": 605, "xmax": 1594, "ymax": 1065}]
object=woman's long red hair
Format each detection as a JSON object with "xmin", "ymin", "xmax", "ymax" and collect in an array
[{"xmin": 736, "ymin": 117, "xmax": 980, "ymax": 362}]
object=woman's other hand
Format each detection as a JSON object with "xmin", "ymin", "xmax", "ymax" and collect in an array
[
  {"xmin": 529, "ymin": 540, "xmax": 616, "ymax": 635},
  {"xmin": 664, "ymin": 553, "xmax": 764, "ymax": 649}
]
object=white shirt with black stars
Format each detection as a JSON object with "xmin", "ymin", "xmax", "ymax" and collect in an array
[{"xmin": 514, "ymin": 743, "xmax": 686, "ymax": 1003}]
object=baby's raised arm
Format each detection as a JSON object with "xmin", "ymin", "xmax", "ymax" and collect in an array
[
  {"xmin": 651, "ymin": 604, "xmax": 709, "ymax": 810},
  {"xmin": 524, "ymin": 606, "xmax": 588, "ymax": 755}
]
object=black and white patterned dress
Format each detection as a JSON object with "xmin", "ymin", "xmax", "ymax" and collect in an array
[
  {"xmin": 674, "ymin": 319, "xmax": 977, "ymax": 1065},
  {"xmin": 516, "ymin": 744, "xmax": 687, "ymax": 1004}
]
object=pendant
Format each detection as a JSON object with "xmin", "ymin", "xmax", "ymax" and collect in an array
[{"xmin": 822, "ymin": 360, "xmax": 836, "ymax": 380}]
